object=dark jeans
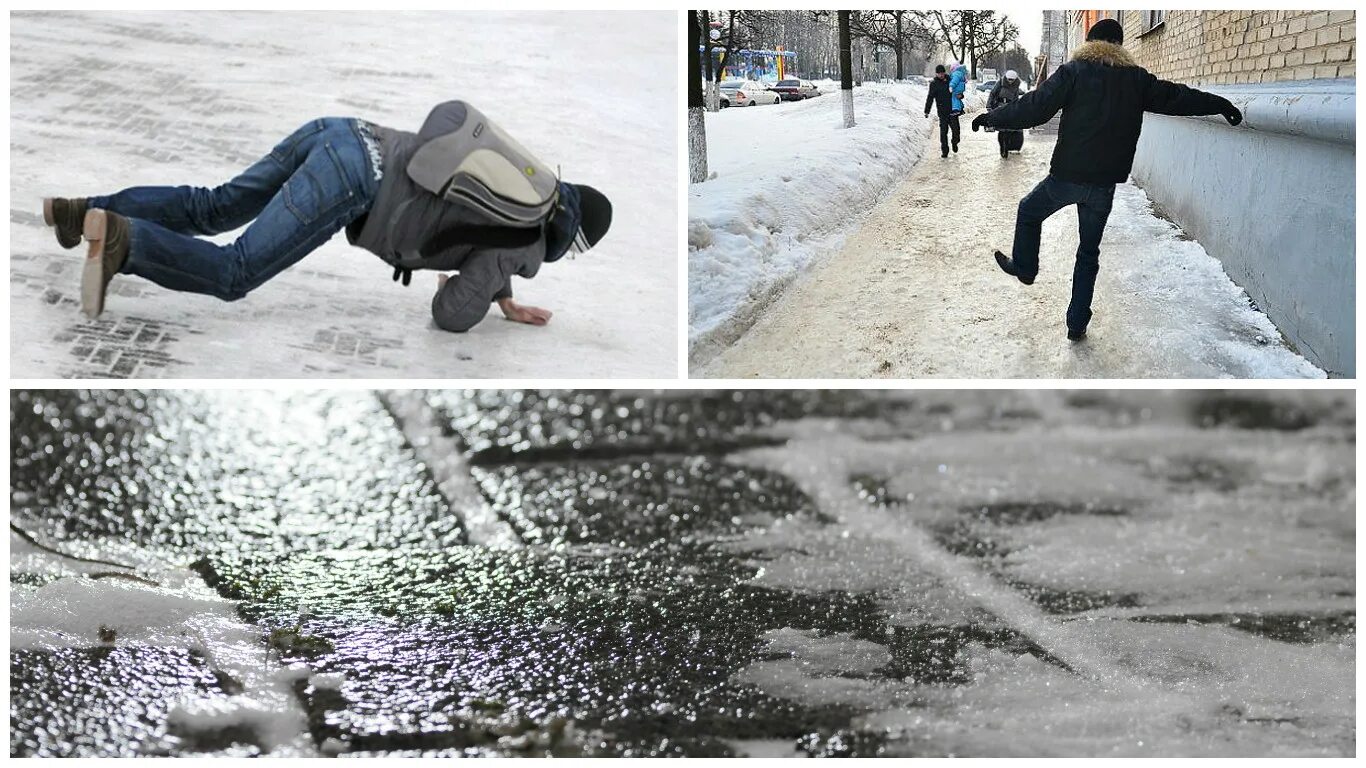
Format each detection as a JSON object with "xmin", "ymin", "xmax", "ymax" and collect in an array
[
  {"xmin": 87, "ymin": 118, "xmax": 381, "ymax": 301},
  {"xmin": 938, "ymin": 113, "xmax": 960, "ymax": 154},
  {"xmin": 1009, "ymin": 175, "xmax": 1116, "ymax": 331}
]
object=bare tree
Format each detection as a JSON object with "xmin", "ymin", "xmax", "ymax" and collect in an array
[
  {"xmin": 705, "ymin": 11, "xmax": 777, "ymax": 84},
  {"xmin": 838, "ymin": 10, "xmax": 854, "ymax": 127},
  {"xmin": 970, "ymin": 12, "xmax": 1020, "ymax": 78},
  {"xmin": 848, "ymin": 10, "xmax": 932, "ymax": 81},
  {"xmin": 983, "ymin": 43, "xmax": 1035, "ymax": 83},
  {"xmin": 915, "ymin": 11, "xmax": 1019, "ymax": 78},
  {"xmin": 688, "ymin": 11, "xmax": 707, "ymax": 183}
]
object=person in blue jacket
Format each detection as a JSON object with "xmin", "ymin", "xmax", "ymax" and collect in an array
[{"xmin": 944, "ymin": 62, "xmax": 968, "ymax": 153}]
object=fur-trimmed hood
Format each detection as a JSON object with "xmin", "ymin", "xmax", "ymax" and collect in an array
[{"xmin": 1070, "ymin": 40, "xmax": 1137, "ymax": 67}]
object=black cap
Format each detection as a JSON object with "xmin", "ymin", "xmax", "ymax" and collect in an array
[
  {"xmin": 935, "ymin": 64, "xmax": 946, "ymax": 74},
  {"xmin": 574, "ymin": 184, "xmax": 612, "ymax": 248},
  {"xmin": 1086, "ymin": 18, "xmax": 1124, "ymax": 45}
]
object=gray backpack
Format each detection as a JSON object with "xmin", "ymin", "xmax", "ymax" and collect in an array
[{"xmin": 406, "ymin": 102, "xmax": 559, "ymax": 226}]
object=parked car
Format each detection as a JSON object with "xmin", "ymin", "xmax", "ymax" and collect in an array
[
  {"xmin": 977, "ymin": 79, "xmax": 997, "ymax": 92},
  {"xmin": 770, "ymin": 78, "xmax": 821, "ymax": 100},
  {"xmin": 719, "ymin": 79, "xmax": 780, "ymax": 107}
]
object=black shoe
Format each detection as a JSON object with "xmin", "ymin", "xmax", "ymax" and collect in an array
[
  {"xmin": 1001, "ymin": 148, "xmax": 1009, "ymax": 158},
  {"xmin": 941, "ymin": 150, "xmax": 949, "ymax": 158},
  {"xmin": 42, "ymin": 197, "xmax": 89, "ymax": 249},
  {"xmin": 952, "ymin": 141, "xmax": 959, "ymax": 153},
  {"xmin": 81, "ymin": 209, "xmax": 131, "ymax": 319},
  {"xmin": 993, "ymin": 250, "xmax": 1034, "ymax": 285},
  {"xmin": 1067, "ymin": 327, "xmax": 1087, "ymax": 341}
]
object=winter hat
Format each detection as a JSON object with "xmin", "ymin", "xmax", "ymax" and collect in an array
[
  {"xmin": 575, "ymin": 184, "xmax": 612, "ymax": 250},
  {"xmin": 544, "ymin": 182, "xmax": 612, "ymax": 263},
  {"xmin": 1005, "ymin": 70, "xmax": 1018, "ymax": 81},
  {"xmin": 1087, "ymin": 18, "xmax": 1124, "ymax": 45},
  {"xmin": 934, "ymin": 64, "xmax": 946, "ymax": 74}
]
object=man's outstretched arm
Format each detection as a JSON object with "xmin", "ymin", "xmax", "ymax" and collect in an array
[
  {"xmin": 1144, "ymin": 76, "xmax": 1242, "ymax": 124},
  {"xmin": 974, "ymin": 66, "xmax": 1073, "ymax": 131}
]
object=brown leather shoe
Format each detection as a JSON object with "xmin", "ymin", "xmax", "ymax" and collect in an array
[
  {"xmin": 80, "ymin": 209, "xmax": 130, "ymax": 318},
  {"xmin": 42, "ymin": 197, "xmax": 88, "ymax": 249}
]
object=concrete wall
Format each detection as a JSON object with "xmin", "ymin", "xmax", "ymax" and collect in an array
[{"xmin": 1131, "ymin": 79, "xmax": 1355, "ymax": 376}]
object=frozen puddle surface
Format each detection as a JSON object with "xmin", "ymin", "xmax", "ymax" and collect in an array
[{"xmin": 9, "ymin": 390, "xmax": 1354, "ymax": 756}]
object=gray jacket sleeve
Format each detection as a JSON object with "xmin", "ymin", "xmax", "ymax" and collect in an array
[{"xmin": 431, "ymin": 250, "xmax": 517, "ymax": 333}]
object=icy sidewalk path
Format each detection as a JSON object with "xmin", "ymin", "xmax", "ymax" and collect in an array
[
  {"xmin": 700, "ymin": 127, "xmax": 1323, "ymax": 378},
  {"xmin": 688, "ymin": 83, "xmax": 932, "ymax": 364},
  {"xmin": 9, "ymin": 11, "xmax": 677, "ymax": 379}
]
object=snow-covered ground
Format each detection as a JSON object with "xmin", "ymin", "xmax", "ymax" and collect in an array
[
  {"xmin": 10, "ymin": 11, "xmax": 678, "ymax": 379},
  {"xmin": 698, "ymin": 121, "xmax": 1324, "ymax": 378},
  {"xmin": 687, "ymin": 82, "xmax": 934, "ymax": 362}
]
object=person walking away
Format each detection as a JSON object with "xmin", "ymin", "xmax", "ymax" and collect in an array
[
  {"xmin": 970, "ymin": 19, "xmax": 1241, "ymax": 340},
  {"xmin": 987, "ymin": 70, "xmax": 1025, "ymax": 158},
  {"xmin": 924, "ymin": 65, "xmax": 955, "ymax": 158},
  {"xmin": 42, "ymin": 101, "xmax": 612, "ymax": 333}
]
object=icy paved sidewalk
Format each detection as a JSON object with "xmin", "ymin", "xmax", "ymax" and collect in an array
[
  {"xmin": 700, "ymin": 126, "xmax": 1323, "ymax": 378},
  {"xmin": 9, "ymin": 391, "xmax": 1354, "ymax": 757},
  {"xmin": 9, "ymin": 12, "xmax": 677, "ymax": 379}
]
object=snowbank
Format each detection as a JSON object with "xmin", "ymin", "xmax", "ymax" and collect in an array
[{"xmin": 688, "ymin": 82, "xmax": 931, "ymax": 363}]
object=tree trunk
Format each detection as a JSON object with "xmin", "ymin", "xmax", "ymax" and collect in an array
[
  {"xmin": 701, "ymin": 11, "xmax": 719, "ymax": 112},
  {"xmin": 838, "ymin": 11, "xmax": 855, "ymax": 128},
  {"xmin": 687, "ymin": 11, "xmax": 708, "ymax": 183},
  {"xmin": 894, "ymin": 14, "xmax": 904, "ymax": 80}
]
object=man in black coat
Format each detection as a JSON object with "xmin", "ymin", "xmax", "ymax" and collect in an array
[
  {"xmin": 923, "ymin": 65, "xmax": 956, "ymax": 158},
  {"xmin": 971, "ymin": 18, "xmax": 1242, "ymax": 340}
]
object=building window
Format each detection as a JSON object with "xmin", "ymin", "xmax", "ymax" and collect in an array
[{"xmin": 1142, "ymin": 10, "xmax": 1166, "ymax": 34}]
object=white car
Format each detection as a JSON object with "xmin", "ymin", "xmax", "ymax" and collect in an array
[{"xmin": 719, "ymin": 79, "xmax": 780, "ymax": 107}]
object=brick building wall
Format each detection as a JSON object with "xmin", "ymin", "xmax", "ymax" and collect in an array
[{"xmin": 1068, "ymin": 10, "xmax": 1354, "ymax": 84}]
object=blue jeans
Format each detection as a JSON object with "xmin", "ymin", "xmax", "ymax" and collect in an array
[
  {"xmin": 87, "ymin": 118, "xmax": 381, "ymax": 301},
  {"xmin": 1009, "ymin": 175, "xmax": 1116, "ymax": 331}
]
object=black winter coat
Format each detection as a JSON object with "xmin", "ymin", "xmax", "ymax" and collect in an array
[
  {"xmin": 979, "ymin": 41, "xmax": 1236, "ymax": 184},
  {"xmin": 987, "ymin": 80, "xmax": 1022, "ymax": 110},
  {"xmin": 924, "ymin": 77, "xmax": 953, "ymax": 118}
]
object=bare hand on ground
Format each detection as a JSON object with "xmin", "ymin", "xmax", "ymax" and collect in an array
[{"xmin": 497, "ymin": 297, "xmax": 552, "ymax": 326}]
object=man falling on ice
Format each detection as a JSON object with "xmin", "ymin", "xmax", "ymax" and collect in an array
[
  {"xmin": 42, "ymin": 101, "xmax": 613, "ymax": 332},
  {"xmin": 971, "ymin": 19, "xmax": 1241, "ymax": 340}
]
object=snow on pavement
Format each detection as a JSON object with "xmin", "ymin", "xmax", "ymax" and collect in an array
[
  {"xmin": 697, "ymin": 111, "xmax": 1323, "ymax": 379},
  {"xmin": 11, "ymin": 389, "xmax": 1353, "ymax": 756},
  {"xmin": 10, "ymin": 11, "xmax": 678, "ymax": 379},
  {"xmin": 725, "ymin": 393, "xmax": 1354, "ymax": 756},
  {"xmin": 688, "ymin": 82, "xmax": 933, "ymax": 364}
]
